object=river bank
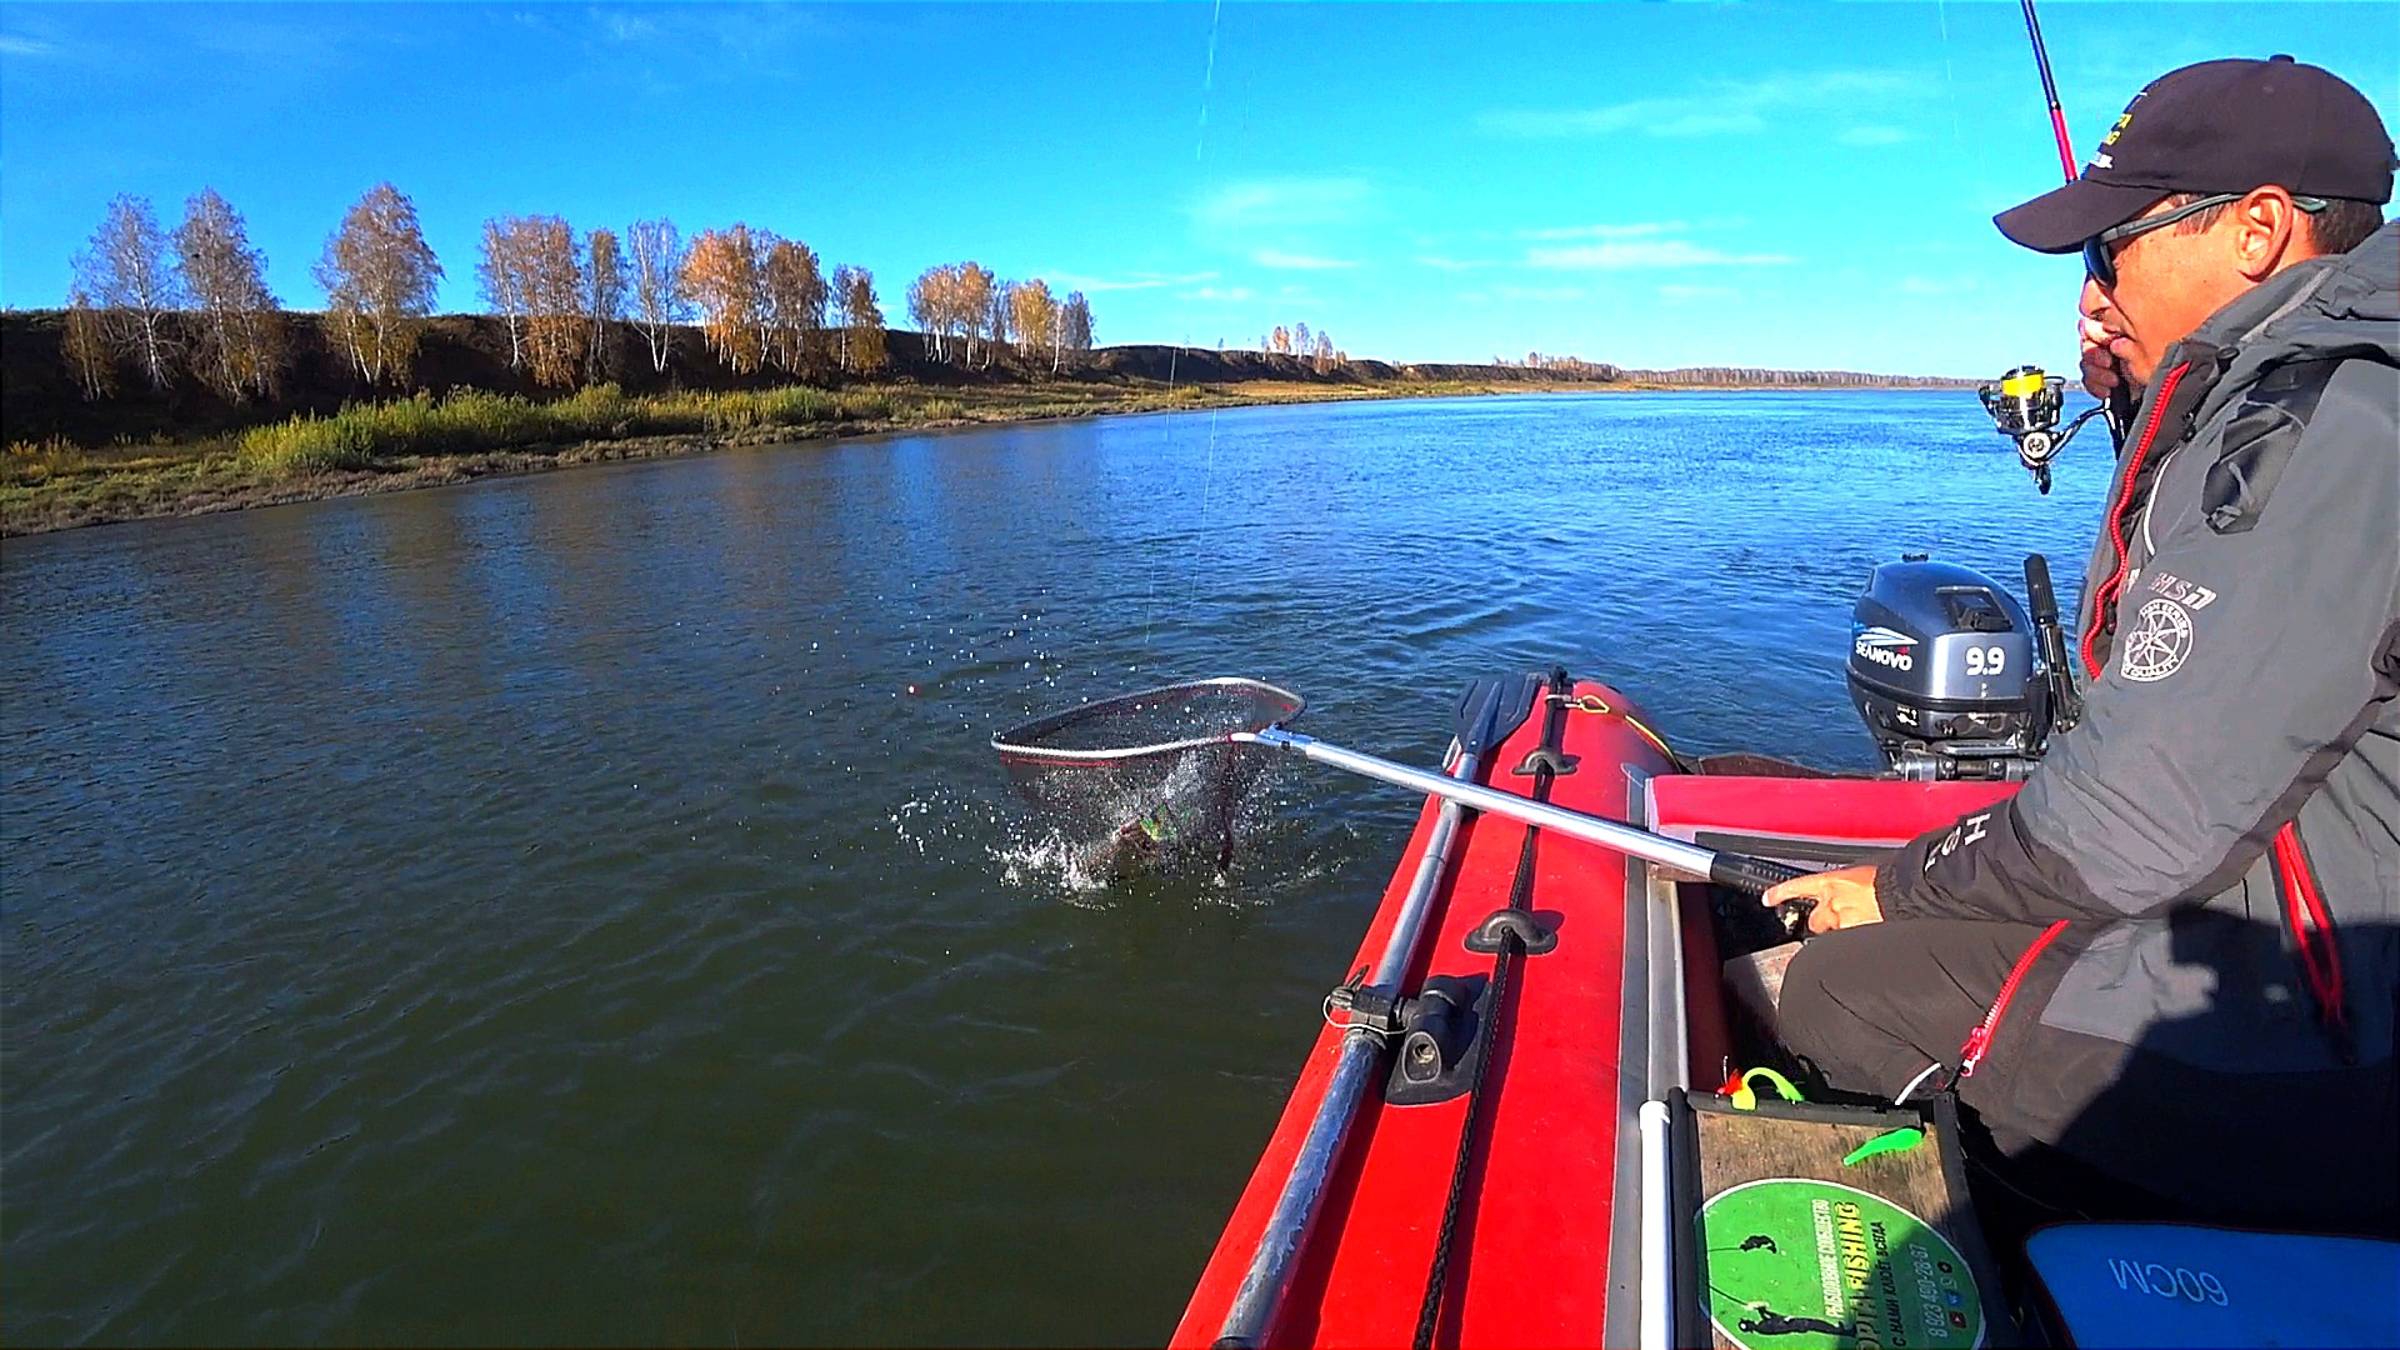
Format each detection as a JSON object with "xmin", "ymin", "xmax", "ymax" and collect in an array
[
  {"xmin": 1, "ymin": 375, "xmax": 1965, "ymax": 536},
  {"xmin": 0, "ymin": 377, "xmax": 1530, "ymax": 535}
]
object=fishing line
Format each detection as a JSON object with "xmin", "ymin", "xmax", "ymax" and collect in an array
[
  {"xmin": 1935, "ymin": 0, "xmax": 1964, "ymax": 150},
  {"xmin": 1137, "ymin": 0, "xmax": 1230, "ymax": 667},
  {"xmin": 1197, "ymin": 0, "xmax": 1222, "ymax": 163}
]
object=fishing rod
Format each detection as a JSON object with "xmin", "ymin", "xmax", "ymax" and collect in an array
[
  {"xmin": 2021, "ymin": 0, "xmax": 2135, "ymax": 447},
  {"xmin": 1980, "ymin": 0, "xmax": 2136, "ymax": 490},
  {"xmin": 2018, "ymin": 0, "xmax": 2080, "ymax": 185}
]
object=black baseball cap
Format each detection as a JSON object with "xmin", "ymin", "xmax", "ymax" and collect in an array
[{"xmin": 1996, "ymin": 55, "xmax": 2397, "ymax": 253}]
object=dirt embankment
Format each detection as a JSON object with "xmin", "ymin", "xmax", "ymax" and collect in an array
[{"xmin": 2, "ymin": 309, "xmax": 1969, "ymax": 450}]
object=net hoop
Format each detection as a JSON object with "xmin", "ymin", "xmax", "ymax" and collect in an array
[{"xmin": 990, "ymin": 677, "xmax": 1305, "ymax": 767}]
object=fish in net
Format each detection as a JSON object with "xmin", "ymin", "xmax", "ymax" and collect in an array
[{"xmin": 991, "ymin": 678, "xmax": 1305, "ymax": 874}]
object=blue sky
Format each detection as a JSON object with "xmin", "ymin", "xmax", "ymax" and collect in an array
[{"xmin": 3, "ymin": 2, "xmax": 2392, "ymax": 375}]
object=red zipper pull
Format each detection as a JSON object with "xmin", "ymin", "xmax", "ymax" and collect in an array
[{"xmin": 1956, "ymin": 1026, "xmax": 1993, "ymax": 1079}]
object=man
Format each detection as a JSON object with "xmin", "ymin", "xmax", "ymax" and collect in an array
[{"xmin": 1762, "ymin": 56, "xmax": 2399, "ymax": 1232}]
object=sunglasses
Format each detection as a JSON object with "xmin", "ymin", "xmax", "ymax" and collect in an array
[{"xmin": 2083, "ymin": 193, "xmax": 2331, "ymax": 289}]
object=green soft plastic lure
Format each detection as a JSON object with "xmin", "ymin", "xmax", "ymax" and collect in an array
[
  {"xmin": 1727, "ymin": 1067, "xmax": 1804, "ymax": 1111},
  {"xmin": 1842, "ymin": 1127, "xmax": 1926, "ymax": 1166}
]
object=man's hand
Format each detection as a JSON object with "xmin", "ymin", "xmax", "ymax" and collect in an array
[
  {"xmin": 1762, "ymin": 864, "xmax": 1884, "ymax": 935},
  {"xmin": 2079, "ymin": 313, "xmax": 2136, "ymax": 401}
]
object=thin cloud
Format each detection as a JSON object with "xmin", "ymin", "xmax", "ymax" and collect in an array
[
  {"xmin": 0, "ymin": 33, "xmax": 57, "ymax": 57},
  {"xmin": 593, "ymin": 9, "xmax": 660, "ymax": 43},
  {"xmin": 1517, "ymin": 221, "xmax": 1686, "ymax": 242},
  {"xmin": 1659, "ymin": 283, "xmax": 1740, "ymax": 300},
  {"xmin": 1253, "ymin": 249, "xmax": 1358, "ymax": 271},
  {"xmin": 1528, "ymin": 240, "xmax": 1794, "ymax": 270},
  {"xmin": 1495, "ymin": 284, "xmax": 1589, "ymax": 303},
  {"xmin": 1181, "ymin": 285, "xmax": 1257, "ymax": 302},
  {"xmin": 1049, "ymin": 269, "xmax": 1218, "ymax": 293},
  {"xmin": 1480, "ymin": 70, "xmax": 1924, "ymax": 140},
  {"xmin": 1416, "ymin": 255, "xmax": 1496, "ymax": 271},
  {"xmin": 1192, "ymin": 177, "xmax": 1374, "ymax": 230}
]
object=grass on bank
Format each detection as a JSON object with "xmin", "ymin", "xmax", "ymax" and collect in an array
[
  {"xmin": 227, "ymin": 384, "xmax": 907, "ymax": 473},
  {"xmin": 0, "ymin": 378, "xmax": 1351, "ymax": 533}
]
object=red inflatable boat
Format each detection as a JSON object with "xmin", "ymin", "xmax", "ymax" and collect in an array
[{"xmin": 1173, "ymin": 674, "xmax": 2018, "ymax": 1348}]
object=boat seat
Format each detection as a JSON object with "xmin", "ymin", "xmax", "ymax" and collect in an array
[
  {"xmin": 1649, "ymin": 775, "xmax": 2023, "ymax": 856},
  {"xmin": 2024, "ymin": 1222, "xmax": 2400, "ymax": 1348}
]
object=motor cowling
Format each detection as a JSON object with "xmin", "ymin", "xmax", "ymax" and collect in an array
[{"xmin": 1847, "ymin": 557, "xmax": 2045, "ymax": 780}]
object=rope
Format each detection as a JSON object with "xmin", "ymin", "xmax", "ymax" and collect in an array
[
  {"xmin": 1556, "ymin": 690, "xmax": 1688, "ymax": 771},
  {"xmin": 1413, "ymin": 668, "xmax": 1569, "ymax": 1349}
]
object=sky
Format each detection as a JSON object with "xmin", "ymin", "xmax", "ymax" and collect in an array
[{"xmin": 2, "ymin": 2, "xmax": 2393, "ymax": 376}]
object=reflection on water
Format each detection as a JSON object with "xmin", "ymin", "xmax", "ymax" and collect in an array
[{"xmin": 0, "ymin": 391, "xmax": 2100, "ymax": 1343}]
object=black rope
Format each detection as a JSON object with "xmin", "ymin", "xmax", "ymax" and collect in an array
[{"xmin": 1412, "ymin": 667, "xmax": 1569, "ymax": 1350}]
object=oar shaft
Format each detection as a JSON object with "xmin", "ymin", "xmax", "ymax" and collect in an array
[
  {"xmin": 1215, "ymin": 739, "xmax": 1488, "ymax": 1347},
  {"xmin": 1247, "ymin": 727, "xmax": 1723, "ymax": 878}
]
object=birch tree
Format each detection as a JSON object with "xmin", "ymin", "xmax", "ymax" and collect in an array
[
  {"xmin": 1059, "ymin": 291, "xmax": 1094, "ymax": 368},
  {"xmin": 626, "ymin": 218, "xmax": 687, "ymax": 374},
  {"xmin": 984, "ymin": 277, "xmax": 1017, "ymax": 368},
  {"xmin": 314, "ymin": 183, "xmax": 443, "ymax": 387},
  {"xmin": 955, "ymin": 263, "xmax": 994, "ymax": 367},
  {"xmin": 74, "ymin": 195, "xmax": 182, "ymax": 391},
  {"xmin": 683, "ymin": 225, "xmax": 765, "ymax": 374},
  {"xmin": 1010, "ymin": 279, "xmax": 1059, "ymax": 373},
  {"xmin": 839, "ymin": 265, "xmax": 886, "ymax": 373},
  {"xmin": 520, "ymin": 215, "xmax": 585, "ymax": 388},
  {"xmin": 762, "ymin": 236, "xmax": 826, "ymax": 373},
  {"xmin": 829, "ymin": 262, "xmax": 860, "ymax": 369},
  {"xmin": 1293, "ymin": 322, "xmax": 1312, "ymax": 359},
  {"xmin": 173, "ymin": 188, "xmax": 284, "ymax": 401},
  {"xmin": 906, "ymin": 268, "xmax": 940, "ymax": 362},
  {"xmin": 63, "ymin": 287, "xmax": 114, "ymax": 400},
  {"xmin": 478, "ymin": 217, "xmax": 531, "ymax": 369},
  {"xmin": 585, "ymin": 226, "xmax": 624, "ymax": 379}
]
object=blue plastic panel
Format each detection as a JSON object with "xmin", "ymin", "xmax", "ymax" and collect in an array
[{"xmin": 2026, "ymin": 1222, "xmax": 2400, "ymax": 1348}]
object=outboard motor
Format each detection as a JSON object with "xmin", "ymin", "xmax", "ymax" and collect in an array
[{"xmin": 1847, "ymin": 555, "xmax": 2071, "ymax": 780}]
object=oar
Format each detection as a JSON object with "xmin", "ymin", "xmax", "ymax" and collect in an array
[
  {"xmin": 1235, "ymin": 725, "xmax": 1815, "ymax": 899},
  {"xmin": 1214, "ymin": 674, "xmax": 1536, "ymax": 1347}
]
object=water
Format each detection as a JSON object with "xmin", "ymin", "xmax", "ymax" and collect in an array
[{"xmin": 1, "ymin": 391, "xmax": 2102, "ymax": 1344}]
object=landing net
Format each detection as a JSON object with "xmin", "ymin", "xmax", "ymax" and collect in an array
[{"xmin": 991, "ymin": 678, "xmax": 1304, "ymax": 868}]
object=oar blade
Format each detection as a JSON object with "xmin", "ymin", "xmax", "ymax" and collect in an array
[{"xmin": 1451, "ymin": 673, "xmax": 1544, "ymax": 758}]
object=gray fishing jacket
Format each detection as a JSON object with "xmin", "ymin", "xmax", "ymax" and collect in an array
[{"xmin": 1880, "ymin": 220, "xmax": 2400, "ymax": 1078}]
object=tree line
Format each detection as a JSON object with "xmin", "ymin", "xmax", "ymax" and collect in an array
[
  {"xmin": 1261, "ymin": 321, "xmax": 1344, "ymax": 373},
  {"xmin": 59, "ymin": 183, "xmax": 1100, "ymax": 405}
]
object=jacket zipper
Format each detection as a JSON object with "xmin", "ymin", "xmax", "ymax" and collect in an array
[
  {"xmin": 2271, "ymin": 820, "xmax": 2354, "ymax": 1060},
  {"xmin": 2081, "ymin": 360, "xmax": 2194, "ymax": 678},
  {"xmin": 1954, "ymin": 920, "xmax": 2072, "ymax": 1080}
]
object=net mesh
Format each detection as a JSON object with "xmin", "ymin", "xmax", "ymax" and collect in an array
[{"xmin": 990, "ymin": 679, "xmax": 1304, "ymax": 864}]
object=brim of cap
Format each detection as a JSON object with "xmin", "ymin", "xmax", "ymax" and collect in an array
[{"xmin": 1994, "ymin": 178, "xmax": 2171, "ymax": 253}]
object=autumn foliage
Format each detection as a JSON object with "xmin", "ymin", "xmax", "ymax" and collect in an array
[{"xmin": 56, "ymin": 185, "xmax": 1071, "ymax": 405}]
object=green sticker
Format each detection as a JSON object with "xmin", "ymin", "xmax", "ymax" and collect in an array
[{"xmin": 1699, "ymin": 1178, "xmax": 1984, "ymax": 1350}]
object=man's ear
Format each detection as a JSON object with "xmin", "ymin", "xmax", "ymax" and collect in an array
[{"xmin": 2231, "ymin": 187, "xmax": 2304, "ymax": 280}]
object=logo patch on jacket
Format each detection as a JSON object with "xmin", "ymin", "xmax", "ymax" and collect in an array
[{"xmin": 2120, "ymin": 597, "xmax": 2195, "ymax": 682}]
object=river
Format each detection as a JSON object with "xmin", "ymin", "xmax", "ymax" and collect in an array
[{"xmin": 1, "ymin": 391, "xmax": 2101, "ymax": 1344}]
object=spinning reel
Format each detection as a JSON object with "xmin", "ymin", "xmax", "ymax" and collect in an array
[{"xmin": 1978, "ymin": 365, "xmax": 2111, "ymax": 494}]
